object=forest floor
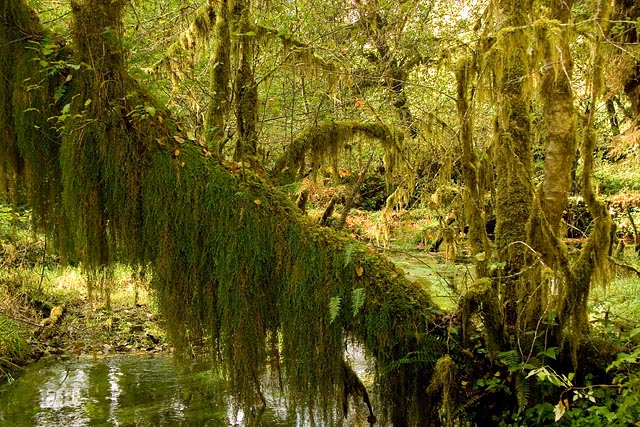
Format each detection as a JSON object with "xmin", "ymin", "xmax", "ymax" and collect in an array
[
  {"xmin": 0, "ymin": 225, "xmax": 169, "ymax": 382},
  {"xmin": 1, "ymin": 272, "xmax": 168, "ymax": 383}
]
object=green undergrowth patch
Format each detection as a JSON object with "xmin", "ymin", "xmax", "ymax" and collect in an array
[
  {"xmin": 0, "ymin": 315, "xmax": 30, "ymax": 381},
  {"xmin": 0, "ymin": 206, "xmax": 163, "ymax": 381},
  {"xmin": 594, "ymin": 162, "xmax": 640, "ymax": 195},
  {"xmin": 590, "ymin": 273, "xmax": 640, "ymax": 334},
  {"xmin": 385, "ymin": 250, "xmax": 469, "ymax": 311}
]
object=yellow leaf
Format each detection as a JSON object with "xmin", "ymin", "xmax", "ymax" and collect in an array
[
  {"xmin": 174, "ymin": 149, "xmax": 180, "ymax": 157},
  {"xmin": 173, "ymin": 135, "xmax": 185, "ymax": 144},
  {"xmin": 157, "ymin": 115, "xmax": 163, "ymax": 124},
  {"xmin": 355, "ymin": 264, "xmax": 364, "ymax": 277},
  {"xmin": 254, "ymin": 199, "xmax": 262, "ymax": 205}
]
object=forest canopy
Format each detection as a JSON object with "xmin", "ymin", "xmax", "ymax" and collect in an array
[{"xmin": 2, "ymin": 0, "xmax": 640, "ymax": 425}]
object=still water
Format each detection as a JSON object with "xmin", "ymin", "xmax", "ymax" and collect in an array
[{"xmin": 0, "ymin": 355, "xmax": 302, "ymax": 427}]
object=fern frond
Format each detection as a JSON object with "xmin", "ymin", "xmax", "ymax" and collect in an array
[
  {"xmin": 497, "ymin": 350, "xmax": 520, "ymax": 368},
  {"xmin": 343, "ymin": 243, "xmax": 354, "ymax": 268},
  {"xmin": 515, "ymin": 372, "xmax": 530, "ymax": 412},
  {"xmin": 329, "ymin": 296, "xmax": 342, "ymax": 323},
  {"xmin": 351, "ymin": 288, "xmax": 365, "ymax": 316}
]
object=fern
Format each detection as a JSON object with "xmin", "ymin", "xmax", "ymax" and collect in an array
[
  {"xmin": 515, "ymin": 372, "xmax": 530, "ymax": 412},
  {"xmin": 343, "ymin": 243, "xmax": 354, "ymax": 268},
  {"xmin": 497, "ymin": 350, "xmax": 521, "ymax": 370},
  {"xmin": 454, "ymin": 392, "xmax": 482, "ymax": 417},
  {"xmin": 351, "ymin": 287, "xmax": 365, "ymax": 316},
  {"xmin": 329, "ymin": 296, "xmax": 342, "ymax": 323}
]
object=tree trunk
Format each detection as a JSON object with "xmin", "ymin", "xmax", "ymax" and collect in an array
[
  {"xmin": 232, "ymin": 0, "xmax": 258, "ymax": 160},
  {"xmin": 492, "ymin": 0, "xmax": 534, "ymax": 333},
  {"xmin": 537, "ymin": 0, "xmax": 577, "ymax": 237},
  {"xmin": 205, "ymin": 0, "xmax": 231, "ymax": 156}
]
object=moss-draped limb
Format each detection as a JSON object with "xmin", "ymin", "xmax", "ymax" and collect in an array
[
  {"xmin": 150, "ymin": 3, "xmax": 216, "ymax": 88},
  {"xmin": 271, "ymin": 120, "xmax": 402, "ymax": 183},
  {"xmin": 2, "ymin": 1, "xmax": 447, "ymax": 424},
  {"xmin": 0, "ymin": 0, "xmax": 73, "ymax": 255}
]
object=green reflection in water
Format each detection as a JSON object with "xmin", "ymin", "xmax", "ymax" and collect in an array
[{"xmin": 0, "ymin": 355, "xmax": 297, "ymax": 427}]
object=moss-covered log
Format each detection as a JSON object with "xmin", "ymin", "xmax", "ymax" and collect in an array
[
  {"xmin": 271, "ymin": 120, "xmax": 402, "ymax": 183},
  {"xmin": 1, "ymin": 1, "xmax": 446, "ymax": 425}
]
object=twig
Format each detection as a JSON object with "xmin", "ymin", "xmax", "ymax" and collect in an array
[
  {"xmin": 337, "ymin": 153, "xmax": 374, "ymax": 230},
  {"xmin": 38, "ymin": 234, "xmax": 47, "ymax": 293}
]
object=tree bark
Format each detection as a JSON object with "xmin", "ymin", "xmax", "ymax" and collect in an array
[
  {"xmin": 232, "ymin": 0, "xmax": 258, "ymax": 160},
  {"xmin": 205, "ymin": 0, "xmax": 231, "ymax": 156},
  {"xmin": 537, "ymin": 0, "xmax": 577, "ymax": 237}
]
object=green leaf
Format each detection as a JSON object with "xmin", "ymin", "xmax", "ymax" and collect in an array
[
  {"xmin": 144, "ymin": 106, "xmax": 156, "ymax": 117},
  {"xmin": 539, "ymin": 346, "xmax": 557, "ymax": 360}
]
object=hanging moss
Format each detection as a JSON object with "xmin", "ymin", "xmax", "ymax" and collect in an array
[
  {"xmin": 2, "ymin": 1, "xmax": 448, "ymax": 425},
  {"xmin": 151, "ymin": 3, "xmax": 216, "ymax": 85},
  {"xmin": 0, "ymin": 0, "xmax": 74, "ymax": 258}
]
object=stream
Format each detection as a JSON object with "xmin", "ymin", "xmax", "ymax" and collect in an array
[
  {"xmin": 0, "ymin": 349, "xmax": 378, "ymax": 427},
  {"xmin": 0, "ymin": 251, "xmax": 454, "ymax": 427},
  {"xmin": 0, "ymin": 355, "xmax": 302, "ymax": 427}
]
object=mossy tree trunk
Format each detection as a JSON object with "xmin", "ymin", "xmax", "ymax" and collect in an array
[
  {"xmin": 456, "ymin": 55, "xmax": 490, "ymax": 278},
  {"xmin": 231, "ymin": 0, "xmax": 258, "ymax": 160},
  {"xmin": 461, "ymin": 0, "xmax": 614, "ymax": 363},
  {"xmin": 205, "ymin": 0, "xmax": 231, "ymax": 156},
  {"xmin": 536, "ymin": 0, "xmax": 577, "ymax": 239},
  {"xmin": 492, "ymin": 0, "xmax": 535, "ymax": 337}
]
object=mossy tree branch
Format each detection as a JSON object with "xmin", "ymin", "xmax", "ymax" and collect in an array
[
  {"xmin": 1, "ymin": 1, "xmax": 447, "ymax": 425},
  {"xmin": 271, "ymin": 120, "xmax": 402, "ymax": 183}
]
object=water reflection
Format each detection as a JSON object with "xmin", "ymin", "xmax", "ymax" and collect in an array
[{"xmin": 0, "ymin": 355, "xmax": 299, "ymax": 427}]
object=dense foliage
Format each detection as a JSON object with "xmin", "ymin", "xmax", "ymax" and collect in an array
[{"xmin": 2, "ymin": 0, "xmax": 640, "ymax": 425}]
